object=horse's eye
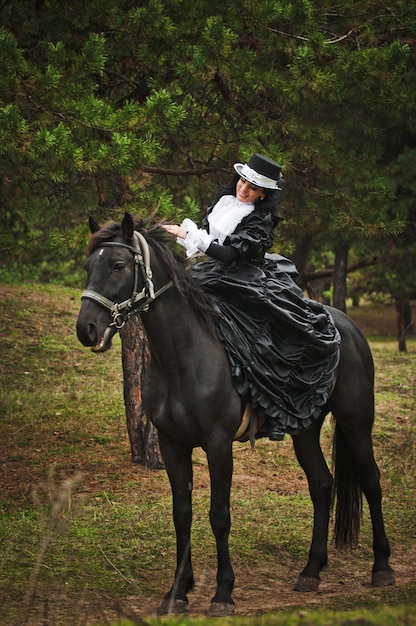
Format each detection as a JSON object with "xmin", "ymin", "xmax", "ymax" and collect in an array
[{"xmin": 114, "ymin": 262, "xmax": 125, "ymax": 272}]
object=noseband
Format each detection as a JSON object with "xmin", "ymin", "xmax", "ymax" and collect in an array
[{"xmin": 81, "ymin": 231, "xmax": 173, "ymax": 330}]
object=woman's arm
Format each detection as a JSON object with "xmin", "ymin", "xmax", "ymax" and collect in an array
[
  {"xmin": 162, "ymin": 222, "xmax": 239, "ymax": 263},
  {"xmin": 161, "ymin": 220, "xmax": 212, "ymax": 257},
  {"xmin": 204, "ymin": 242, "xmax": 240, "ymax": 263}
]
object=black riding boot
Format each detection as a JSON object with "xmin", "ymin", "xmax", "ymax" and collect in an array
[{"xmin": 266, "ymin": 419, "xmax": 285, "ymax": 441}]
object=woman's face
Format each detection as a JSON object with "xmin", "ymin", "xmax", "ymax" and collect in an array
[{"xmin": 236, "ymin": 177, "xmax": 264, "ymax": 203}]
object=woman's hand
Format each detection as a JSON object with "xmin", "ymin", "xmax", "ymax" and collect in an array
[{"xmin": 161, "ymin": 224, "xmax": 187, "ymax": 239}]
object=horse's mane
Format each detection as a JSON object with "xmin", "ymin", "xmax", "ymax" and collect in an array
[{"xmin": 87, "ymin": 218, "xmax": 219, "ymax": 337}]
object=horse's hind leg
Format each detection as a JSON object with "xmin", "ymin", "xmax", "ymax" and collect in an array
[
  {"xmin": 157, "ymin": 434, "xmax": 195, "ymax": 614},
  {"xmin": 329, "ymin": 344, "xmax": 394, "ymax": 587},
  {"xmin": 335, "ymin": 419, "xmax": 395, "ymax": 587},
  {"xmin": 328, "ymin": 313, "xmax": 394, "ymax": 587},
  {"xmin": 291, "ymin": 412, "xmax": 333, "ymax": 592}
]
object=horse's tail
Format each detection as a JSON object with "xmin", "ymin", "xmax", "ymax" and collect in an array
[{"xmin": 331, "ymin": 423, "xmax": 363, "ymax": 548}]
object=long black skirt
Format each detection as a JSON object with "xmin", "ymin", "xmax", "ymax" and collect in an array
[{"xmin": 192, "ymin": 255, "xmax": 341, "ymax": 438}]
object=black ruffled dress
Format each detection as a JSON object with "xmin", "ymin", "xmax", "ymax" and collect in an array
[{"xmin": 190, "ymin": 203, "xmax": 341, "ymax": 439}]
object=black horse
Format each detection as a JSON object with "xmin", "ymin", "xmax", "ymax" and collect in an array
[{"xmin": 76, "ymin": 212, "xmax": 394, "ymax": 616}]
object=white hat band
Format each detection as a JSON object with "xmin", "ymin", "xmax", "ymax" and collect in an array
[{"xmin": 239, "ymin": 163, "xmax": 282, "ymax": 190}]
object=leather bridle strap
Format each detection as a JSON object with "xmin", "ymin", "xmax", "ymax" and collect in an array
[{"xmin": 81, "ymin": 231, "xmax": 173, "ymax": 329}]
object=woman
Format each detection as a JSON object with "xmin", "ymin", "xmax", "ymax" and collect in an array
[{"xmin": 162, "ymin": 153, "xmax": 340, "ymax": 441}]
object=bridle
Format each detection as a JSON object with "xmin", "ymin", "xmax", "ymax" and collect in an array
[{"xmin": 81, "ymin": 231, "xmax": 173, "ymax": 331}]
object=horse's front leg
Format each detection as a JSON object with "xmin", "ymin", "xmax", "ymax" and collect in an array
[
  {"xmin": 157, "ymin": 433, "xmax": 194, "ymax": 614},
  {"xmin": 205, "ymin": 436, "xmax": 235, "ymax": 617},
  {"xmin": 291, "ymin": 414, "xmax": 333, "ymax": 592}
]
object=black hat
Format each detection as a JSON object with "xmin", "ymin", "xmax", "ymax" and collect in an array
[{"xmin": 234, "ymin": 153, "xmax": 282, "ymax": 189}]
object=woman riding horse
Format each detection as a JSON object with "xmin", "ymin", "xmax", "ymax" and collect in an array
[
  {"xmin": 76, "ymin": 159, "xmax": 394, "ymax": 615},
  {"xmin": 162, "ymin": 153, "xmax": 341, "ymax": 442}
]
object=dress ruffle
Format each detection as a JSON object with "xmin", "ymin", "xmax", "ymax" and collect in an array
[{"xmin": 192, "ymin": 256, "xmax": 341, "ymax": 437}]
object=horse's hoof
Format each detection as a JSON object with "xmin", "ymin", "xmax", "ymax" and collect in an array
[
  {"xmin": 158, "ymin": 598, "xmax": 188, "ymax": 615},
  {"xmin": 206, "ymin": 601, "xmax": 236, "ymax": 617},
  {"xmin": 372, "ymin": 569, "xmax": 395, "ymax": 587},
  {"xmin": 293, "ymin": 575, "xmax": 320, "ymax": 592}
]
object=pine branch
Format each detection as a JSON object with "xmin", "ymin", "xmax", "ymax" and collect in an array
[{"xmin": 142, "ymin": 165, "xmax": 226, "ymax": 177}]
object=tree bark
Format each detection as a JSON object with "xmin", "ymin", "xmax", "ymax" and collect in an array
[
  {"xmin": 120, "ymin": 317, "xmax": 164, "ymax": 469},
  {"xmin": 395, "ymin": 297, "xmax": 410, "ymax": 353},
  {"xmin": 290, "ymin": 233, "xmax": 314, "ymax": 288},
  {"xmin": 333, "ymin": 241, "xmax": 349, "ymax": 312},
  {"xmin": 403, "ymin": 299, "xmax": 414, "ymax": 335}
]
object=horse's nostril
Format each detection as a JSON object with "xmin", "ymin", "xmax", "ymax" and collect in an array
[
  {"xmin": 76, "ymin": 319, "xmax": 98, "ymax": 347},
  {"xmin": 87, "ymin": 323, "xmax": 97, "ymax": 343}
]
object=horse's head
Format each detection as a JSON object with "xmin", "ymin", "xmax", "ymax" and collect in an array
[
  {"xmin": 76, "ymin": 212, "xmax": 157, "ymax": 353},
  {"xmin": 77, "ymin": 211, "xmax": 218, "ymax": 354}
]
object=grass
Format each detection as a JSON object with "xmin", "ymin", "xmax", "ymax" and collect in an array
[
  {"xmin": 0, "ymin": 285, "xmax": 415, "ymax": 625},
  {"xmin": 105, "ymin": 605, "xmax": 416, "ymax": 626}
]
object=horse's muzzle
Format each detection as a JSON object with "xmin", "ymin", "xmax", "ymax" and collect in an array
[{"xmin": 76, "ymin": 307, "xmax": 117, "ymax": 353}]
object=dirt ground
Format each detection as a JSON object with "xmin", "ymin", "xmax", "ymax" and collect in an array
[
  {"xmin": 8, "ymin": 542, "xmax": 415, "ymax": 625},
  {"xmin": 108, "ymin": 460, "xmax": 415, "ymax": 623},
  {"xmin": 4, "ymin": 449, "xmax": 415, "ymax": 625}
]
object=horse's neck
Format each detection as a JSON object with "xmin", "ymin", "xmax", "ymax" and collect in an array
[{"xmin": 141, "ymin": 288, "xmax": 216, "ymax": 373}]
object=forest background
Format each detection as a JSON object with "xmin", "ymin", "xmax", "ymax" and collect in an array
[
  {"xmin": 1, "ymin": 0, "xmax": 415, "ymax": 350},
  {"xmin": 1, "ymin": 4, "xmax": 416, "ymax": 622}
]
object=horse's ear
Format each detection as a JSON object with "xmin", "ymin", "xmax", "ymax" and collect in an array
[
  {"xmin": 89, "ymin": 215, "xmax": 100, "ymax": 233},
  {"xmin": 121, "ymin": 212, "xmax": 135, "ymax": 241}
]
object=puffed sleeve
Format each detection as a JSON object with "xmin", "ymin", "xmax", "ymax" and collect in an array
[
  {"xmin": 224, "ymin": 209, "xmax": 274, "ymax": 262},
  {"xmin": 176, "ymin": 218, "xmax": 212, "ymax": 257}
]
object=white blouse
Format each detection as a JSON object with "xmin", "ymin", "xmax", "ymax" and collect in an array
[{"xmin": 178, "ymin": 195, "xmax": 255, "ymax": 257}]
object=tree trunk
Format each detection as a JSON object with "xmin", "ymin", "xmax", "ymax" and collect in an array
[
  {"xmin": 290, "ymin": 233, "xmax": 314, "ymax": 288},
  {"xmin": 333, "ymin": 241, "xmax": 349, "ymax": 312},
  {"xmin": 404, "ymin": 299, "xmax": 414, "ymax": 335},
  {"xmin": 120, "ymin": 316, "xmax": 164, "ymax": 469},
  {"xmin": 395, "ymin": 297, "xmax": 410, "ymax": 353}
]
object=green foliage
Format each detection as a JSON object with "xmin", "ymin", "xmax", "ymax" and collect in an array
[{"xmin": 0, "ymin": 0, "xmax": 415, "ymax": 294}]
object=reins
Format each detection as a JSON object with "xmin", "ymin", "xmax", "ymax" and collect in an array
[{"xmin": 81, "ymin": 231, "xmax": 173, "ymax": 330}]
